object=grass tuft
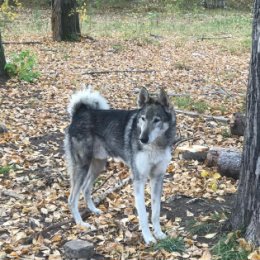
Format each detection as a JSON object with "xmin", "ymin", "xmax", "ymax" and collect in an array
[
  {"xmin": 212, "ymin": 233, "xmax": 250, "ymax": 260},
  {"xmin": 154, "ymin": 237, "xmax": 185, "ymax": 253},
  {"xmin": 0, "ymin": 165, "xmax": 12, "ymax": 175},
  {"xmin": 173, "ymin": 96, "xmax": 208, "ymax": 113}
]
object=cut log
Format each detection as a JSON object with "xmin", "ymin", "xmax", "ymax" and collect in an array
[
  {"xmin": 63, "ymin": 239, "xmax": 94, "ymax": 259},
  {"xmin": 230, "ymin": 112, "xmax": 246, "ymax": 136},
  {"xmin": 176, "ymin": 145, "xmax": 209, "ymax": 162},
  {"xmin": 206, "ymin": 147, "xmax": 241, "ymax": 179}
]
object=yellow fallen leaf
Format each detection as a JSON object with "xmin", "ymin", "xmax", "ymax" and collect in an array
[
  {"xmin": 238, "ymin": 238, "xmax": 252, "ymax": 251},
  {"xmin": 186, "ymin": 210, "xmax": 194, "ymax": 217},
  {"xmin": 201, "ymin": 170, "xmax": 209, "ymax": 178},
  {"xmin": 210, "ymin": 181, "xmax": 218, "ymax": 192},
  {"xmin": 248, "ymin": 251, "xmax": 260, "ymax": 260},
  {"xmin": 213, "ymin": 172, "xmax": 221, "ymax": 179},
  {"xmin": 199, "ymin": 249, "xmax": 212, "ymax": 260},
  {"xmin": 204, "ymin": 233, "xmax": 217, "ymax": 239},
  {"xmin": 51, "ymin": 234, "xmax": 62, "ymax": 243}
]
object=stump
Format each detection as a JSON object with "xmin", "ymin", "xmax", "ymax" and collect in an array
[
  {"xmin": 206, "ymin": 147, "xmax": 241, "ymax": 179},
  {"xmin": 230, "ymin": 112, "xmax": 246, "ymax": 136},
  {"xmin": 63, "ymin": 239, "xmax": 94, "ymax": 260}
]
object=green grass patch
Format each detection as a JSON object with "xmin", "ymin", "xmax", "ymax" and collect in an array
[
  {"xmin": 173, "ymin": 96, "xmax": 209, "ymax": 113},
  {"xmin": 187, "ymin": 212, "xmax": 229, "ymax": 236},
  {"xmin": 0, "ymin": 165, "xmax": 12, "ymax": 175},
  {"xmin": 212, "ymin": 233, "xmax": 250, "ymax": 260},
  {"xmin": 154, "ymin": 237, "xmax": 185, "ymax": 253},
  {"xmin": 221, "ymin": 128, "xmax": 232, "ymax": 138}
]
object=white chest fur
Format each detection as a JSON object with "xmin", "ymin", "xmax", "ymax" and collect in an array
[{"xmin": 135, "ymin": 146, "xmax": 171, "ymax": 176}]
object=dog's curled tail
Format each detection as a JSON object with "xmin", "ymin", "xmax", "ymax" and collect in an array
[{"xmin": 67, "ymin": 86, "xmax": 110, "ymax": 117}]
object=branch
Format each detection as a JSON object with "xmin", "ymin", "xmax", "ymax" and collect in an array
[
  {"xmin": 175, "ymin": 109, "xmax": 229, "ymax": 124},
  {"xmin": 2, "ymin": 41, "xmax": 43, "ymax": 45},
  {"xmin": 172, "ymin": 136, "xmax": 200, "ymax": 151},
  {"xmin": 199, "ymin": 35, "xmax": 233, "ymax": 41},
  {"xmin": 26, "ymin": 177, "xmax": 131, "ymax": 242},
  {"xmin": 82, "ymin": 69, "xmax": 156, "ymax": 75}
]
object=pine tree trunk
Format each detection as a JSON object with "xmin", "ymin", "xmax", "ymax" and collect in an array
[
  {"xmin": 51, "ymin": 0, "xmax": 81, "ymax": 41},
  {"xmin": 0, "ymin": 31, "xmax": 7, "ymax": 77},
  {"xmin": 230, "ymin": 0, "xmax": 260, "ymax": 246}
]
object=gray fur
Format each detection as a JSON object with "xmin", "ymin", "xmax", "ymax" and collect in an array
[{"xmin": 64, "ymin": 87, "xmax": 176, "ymax": 244}]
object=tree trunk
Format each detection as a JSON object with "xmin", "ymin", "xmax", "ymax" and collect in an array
[
  {"xmin": 0, "ymin": 31, "xmax": 7, "ymax": 77},
  {"xmin": 51, "ymin": 0, "xmax": 81, "ymax": 41},
  {"xmin": 230, "ymin": 0, "xmax": 260, "ymax": 246}
]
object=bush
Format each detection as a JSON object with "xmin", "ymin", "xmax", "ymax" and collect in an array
[{"xmin": 5, "ymin": 50, "xmax": 40, "ymax": 82}]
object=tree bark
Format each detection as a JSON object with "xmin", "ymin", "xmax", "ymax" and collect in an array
[
  {"xmin": 51, "ymin": 0, "xmax": 81, "ymax": 41},
  {"xmin": 0, "ymin": 31, "xmax": 7, "ymax": 77},
  {"xmin": 230, "ymin": 0, "xmax": 260, "ymax": 246}
]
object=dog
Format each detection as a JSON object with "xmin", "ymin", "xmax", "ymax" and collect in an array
[{"xmin": 64, "ymin": 87, "xmax": 176, "ymax": 244}]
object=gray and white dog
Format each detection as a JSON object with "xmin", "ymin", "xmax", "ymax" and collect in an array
[{"xmin": 64, "ymin": 87, "xmax": 176, "ymax": 244}]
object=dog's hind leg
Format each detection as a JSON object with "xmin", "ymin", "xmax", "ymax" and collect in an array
[
  {"xmin": 82, "ymin": 159, "xmax": 107, "ymax": 214},
  {"xmin": 68, "ymin": 138, "xmax": 94, "ymax": 229}
]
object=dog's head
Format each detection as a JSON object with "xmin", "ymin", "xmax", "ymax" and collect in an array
[{"xmin": 137, "ymin": 87, "xmax": 176, "ymax": 145}]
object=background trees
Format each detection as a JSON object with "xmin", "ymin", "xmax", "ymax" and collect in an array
[
  {"xmin": 51, "ymin": 0, "xmax": 81, "ymax": 41},
  {"xmin": 0, "ymin": 31, "xmax": 6, "ymax": 77}
]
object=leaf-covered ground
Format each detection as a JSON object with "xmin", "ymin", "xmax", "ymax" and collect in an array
[{"xmin": 0, "ymin": 7, "xmax": 256, "ymax": 260}]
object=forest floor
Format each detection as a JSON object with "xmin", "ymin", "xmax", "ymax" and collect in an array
[{"xmin": 0, "ymin": 7, "xmax": 258, "ymax": 260}]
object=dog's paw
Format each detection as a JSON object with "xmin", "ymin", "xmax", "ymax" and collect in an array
[
  {"xmin": 90, "ymin": 207, "xmax": 103, "ymax": 215},
  {"xmin": 154, "ymin": 230, "xmax": 167, "ymax": 240},
  {"xmin": 144, "ymin": 235, "xmax": 157, "ymax": 245},
  {"xmin": 77, "ymin": 221, "xmax": 96, "ymax": 230}
]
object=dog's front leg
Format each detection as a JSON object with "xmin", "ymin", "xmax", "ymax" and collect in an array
[
  {"xmin": 133, "ymin": 179, "xmax": 156, "ymax": 245},
  {"xmin": 150, "ymin": 174, "xmax": 167, "ymax": 240}
]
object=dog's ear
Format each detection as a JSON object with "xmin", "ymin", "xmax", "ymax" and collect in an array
[
  {"xmin": 138, "ymin": 87, "xmax": 149, "ymax": 107},
  {"xmin": 158, "ymin": 88, "xmax": 170, "ymax": 108}
]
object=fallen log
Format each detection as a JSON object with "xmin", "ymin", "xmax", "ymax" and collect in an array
[
  {"xmin": 230, "ymin": 112, "xmax": 246, "ymax": 136},
  {"xmin": 176, "ymin": 145, "xmax": 209, "ymax": 162},
  {"xmin": 175, "ymin": 109, "xmax": 229, "ymax": 124},
  {"xmin": 206, "ymin": 147, "xmax": 241, "ymax": 180}
]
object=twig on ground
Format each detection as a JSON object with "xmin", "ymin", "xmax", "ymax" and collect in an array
[
  {"xmin": 91, "ymin": 172, "xmax": 114, "ymax": 195},
  {"xmin": 199, "ymin": 35, "xmax": 233, "ymax": 41},
  {"xmin": 93, "ymin": 177, "xmax": 131, "ymax": 205},
  {"xmin": 26, "ymin": 176, "xmax": 131, "ymax": 242},
  {"xmin": 172, "ymin": 136, "xmax": 200, "ymax": 151},
  {"xmin": 175, "ymin": 109, "xmax": 229, "ymax": 124},
  {"xmin": 82, "ymin": 69, "xmax": 156, "ymax": 75},
  {"xmin": 2, "ymin": 41, "xmax": 43, "ymax": 45}
]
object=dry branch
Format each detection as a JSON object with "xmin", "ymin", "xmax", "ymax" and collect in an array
[
  {"xmin": 2, "ymin": 41, "xmax": 43, "ymax": 45},
  {"xmin": 175, "ymin": 109, "xmax": 229, "ymax": 124},
  {"xmin": 199, "ymin": 35, "xmax": 233, "ymax": 41},
  {"xmin": 26, "ymin": 177, "xmax": 131, "ymax": 242},
  {"xmin": 82, "ymin": 69, "xmax": 156, "ymax": 75}
]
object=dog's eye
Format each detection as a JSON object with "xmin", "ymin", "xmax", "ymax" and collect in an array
[
  {"xmin": 141, "ymin": 116, "xmax": 145, "ymax": 121},
  {"xmin": 153, "ymin": 118, "xmax": 160, "ymax": 123}
]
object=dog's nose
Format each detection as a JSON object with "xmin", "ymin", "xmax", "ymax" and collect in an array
[{"xmin": 140, "ymin": 137, "xmax": 149, "ymax": 144}]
